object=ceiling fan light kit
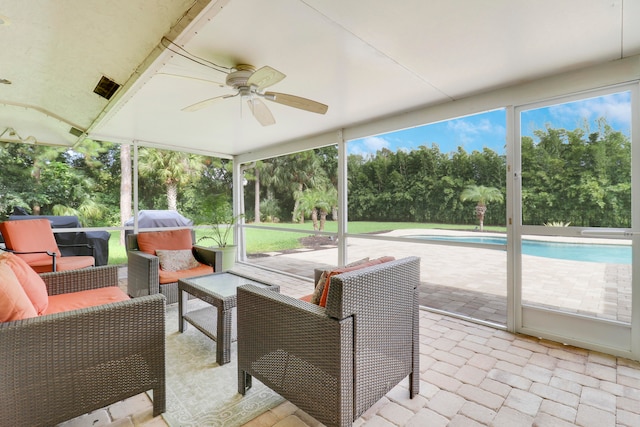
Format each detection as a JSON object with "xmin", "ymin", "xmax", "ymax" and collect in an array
[{"xmin": 182, "ymin": 64, "xmax": 328, "ymax": 126}]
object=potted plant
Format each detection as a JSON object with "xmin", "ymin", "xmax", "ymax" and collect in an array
[{"xmin": 198, "ymin": 209, "xmax": 243, "ymax": 271}]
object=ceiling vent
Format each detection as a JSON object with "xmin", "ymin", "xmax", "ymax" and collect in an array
[
  {"xmin": 93, "ymin": 76, "xmax": 120, "ymax": 100},
  {"xmin": 69, "ymin": 127, "xmax": 84, "ymax": 137}
]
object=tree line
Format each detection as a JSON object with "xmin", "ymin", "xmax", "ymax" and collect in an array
[
  {"xmin": 0, "ymin": 142, "xmax": 233, "ymax": 227},
  {"xmin": 0, "ymin": 119, "xmax": 630, "ymax": 230},
  {"xmin": 346, "ymin": 119, "xmax": 630, "ymax": 227}
]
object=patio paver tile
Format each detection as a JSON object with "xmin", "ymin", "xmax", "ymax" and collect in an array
[{"xmin": 59, "ymin": 263, "xmax": 640, "ymax": 427}]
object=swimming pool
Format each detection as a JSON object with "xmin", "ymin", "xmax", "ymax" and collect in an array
[{"xmin": 414, "ymin": 235, "xmax": 631, "ymax": 264}]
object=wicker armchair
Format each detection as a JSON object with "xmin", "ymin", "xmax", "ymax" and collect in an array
[
  {"xmin": 0, "ymin": 265, "xmax": 166, "ymax": 427},
  {"xmin": 126, "ymin": 230, "xmax": 223, "ymax": 304},
  {"xmin": 237, "ymin": 256, "xmax": 420, "ymax": 427}
]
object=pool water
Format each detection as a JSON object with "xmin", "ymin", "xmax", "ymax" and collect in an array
[{"xmin": 415, "ymin": 235, "xmax": 631, "ymax": 264}]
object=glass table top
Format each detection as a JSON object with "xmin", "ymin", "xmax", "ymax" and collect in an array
[{"xmin": 182, "ymin": 273, "xmax": 272, "ymax": 298}]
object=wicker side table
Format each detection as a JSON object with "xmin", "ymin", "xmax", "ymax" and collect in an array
[{"xmin": 178, "ymin": 272, "xmax": 279, "ymax": 365}]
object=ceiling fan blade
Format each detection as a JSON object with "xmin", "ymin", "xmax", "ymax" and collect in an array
[
  {"xmin": 247, "ymin": 66, "xmax": 285, "ymax": 90},
  {"xmin": 264, "ymin": 92, "xmax": 328, "ymax": 115},
  {"xmin": 181, "ymin": 93, "xmax": 236, "ymax": 112},
  {"xmin": 247, "ymin": 98, "xmax": 275, "ymax": 126}
]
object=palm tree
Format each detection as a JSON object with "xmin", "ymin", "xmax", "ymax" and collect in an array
[
  {"xmin": 138, "ymin": 148, "xmax": 203, "ymax": 211},
  {"xmin": 293, "ymin": 188, "xmax": 317, "ymax": 228},
  {"xmin": 294, "ymin": 186, "xmax": 337, "ymax": 232},
  {"xmin": 315, "ymin": 186, "xmax": 337, "ymax": 231},
  {"xmin": 270, "ymin": 152, "xmax": 328, "ymax": 222},
  {"xmin": 460, "ymin": 184, "xmax": 503, "ymax": 231},
  {"xmin": 252, "ymin": 161, "xmax": 262, "ymax": 223},
  {"xmin": 239, "ymin": 161, "xmax": 265, "ymax": 223}
]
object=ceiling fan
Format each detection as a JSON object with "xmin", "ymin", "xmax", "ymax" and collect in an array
[{"xmin": 181, "ymin": 64, "xmax": 328, "ymax": 126}]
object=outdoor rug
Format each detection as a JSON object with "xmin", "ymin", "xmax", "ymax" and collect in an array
[{"xmin": 161, "ymin": 301, "xmax": 285, "ymax": 427}]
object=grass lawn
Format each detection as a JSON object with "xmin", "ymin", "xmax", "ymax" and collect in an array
[{"xmin": 107, "ymin": 222, "xmax": 505, "ymax": 266}]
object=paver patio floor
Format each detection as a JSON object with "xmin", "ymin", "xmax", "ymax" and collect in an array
[{"xmin": 59, "ymin": 231, "xmax": 639, "ymax": 426}]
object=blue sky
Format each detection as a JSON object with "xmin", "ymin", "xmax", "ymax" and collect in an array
[{"xmin": 348, "ymin": 91, "xmax": 631, "ymax": 157}]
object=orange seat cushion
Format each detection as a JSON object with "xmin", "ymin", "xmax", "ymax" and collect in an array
[
  {"xmin": 158, "ymin": 263, "xmax": 213, "ymax": 284},
  {"xmin": 319, "ymin": 256, "xmax": 395, "ymax": 307},
  {"xmin": 0, "ymin": 261, "xmax": 38, "ymax": 321},
  {"xmin": 136, "ymin": 229, "xmax": 193, "ymax": 256},
  {"xmin": 28, "ymin": 255, "xmax": 95, "ymax": 273},
  {"xmin": 0, "ymin": 252, "xmax": 49, "ymax": 314},
  {"xmin": 45, "ymin": 286, "xmax": 130, "ymax": 315}
]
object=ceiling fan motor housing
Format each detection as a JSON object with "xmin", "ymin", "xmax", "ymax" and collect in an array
[{"xmin": 226, "ymin": 64, "xmax": 256, "ymax": 89}]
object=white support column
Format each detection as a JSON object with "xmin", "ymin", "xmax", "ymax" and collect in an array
[
  {"xmin": 505, "ymin": 106, "xmax": 517, "ymax": 333},
  {"xmin": 337, "ymin": 129, "xmax": 347, "ymax": 266},
  {"xmin": 232, "ymin": 157, "xmax": 246, "ymax": 262},
  {"xmin": 630, "ymin": 81, "xmax": 640, "ymax": 360},
  {"xmin": 133, "ymin": 141, "xmax": 139, "ymax": 233}
]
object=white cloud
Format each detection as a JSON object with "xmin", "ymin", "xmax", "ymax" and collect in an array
[
  {"xmin": 447, "ymin": 118, "xmax": 506, "ymax": 146},
  {"xmin": 548, "ymin": 92, "xmax": 631, "ymax": 131},
  {"xmin": 363, "ymin": 136, "xmax": 390, "ymax": 151},
  {"xmin": 348, "ymin": 136, "xmax": 390, "ymax": 156},
  {"xmin": 348, "ymin": 111, "xmax": 508, "ymax": 156}
]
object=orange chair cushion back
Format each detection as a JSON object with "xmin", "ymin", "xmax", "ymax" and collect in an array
[
  {"xmin": 0, "ymin": 219, "xmax": 60, "ymax": 265},
  {"xmin": 136, "ymin": 228, "xmax": 193, "ymax": 256},
  {"xmin": 0, "ymin": 261, "xmax": 38, "ymax": 322},
  {"xmin": 0, "ymin": 252, "xmax": 49, "ymax": 314}
]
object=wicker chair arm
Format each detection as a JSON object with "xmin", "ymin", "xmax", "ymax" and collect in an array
[
  {"xmin": 0, "ymin": 294, "xmax": 166, "ymax": 426},
  {"xmin": 127, "ymin": 250, "xmax": 159, "ymax": 298},
  {"xmin": 325, "ymin": 257, "xmax": 420, "ymax": 319},
  {"xmin": 193, "ymin": 245, "xmax": 223, "ymax": 271},
  {"xmin": 2, "ymin": 248, "xmax": 56, "ymax": 256},
  {"xmin": 40, "ymin": 264, "xmax": 119, "ymax": 295}
]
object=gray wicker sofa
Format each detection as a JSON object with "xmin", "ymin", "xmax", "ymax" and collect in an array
[
  {"xmin": 0, "ymin": 265, "xmax": 166, "ymax": 427},
  {"xmin": 237, "ymin": 256, "xmax": 420, "ymax": 427}
]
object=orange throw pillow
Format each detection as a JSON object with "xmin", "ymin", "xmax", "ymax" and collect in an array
[
  {"xmin": 0, "ymin": 261, "xmax": 38, "ymax": 322},
  {"xmin": 309, "ymin": 271, "xmax": 328, "ymax": 304},
  {"xmin": 319, "ymin": 256, "xmax": 395, "ymax": 307},
  {"xmin": 0, "ymin": 252, "xmax": 49, "ymax": 315}
]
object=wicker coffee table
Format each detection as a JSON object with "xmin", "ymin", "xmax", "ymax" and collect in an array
[{"xmin": 178, "ymin": 272, "xmax": 279, "ymax": 365}]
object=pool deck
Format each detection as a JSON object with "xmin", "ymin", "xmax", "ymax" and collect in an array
[{"xmin": 247, "ymin": 229, "xmax": 632, "ymax": 325}]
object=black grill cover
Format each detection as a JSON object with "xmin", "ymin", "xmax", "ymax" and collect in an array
[{"xmin": 124, "ymin": 210, "xmax": 193, "ymax": 239}]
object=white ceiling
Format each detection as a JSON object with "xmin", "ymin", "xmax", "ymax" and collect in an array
[
  {"xmin": 2, "ymin": 0, "xmax": 640, "ymax": 158},
  {"xmin": 0, "ymin": 0, "xmax": 199, "ymax": 145}
]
